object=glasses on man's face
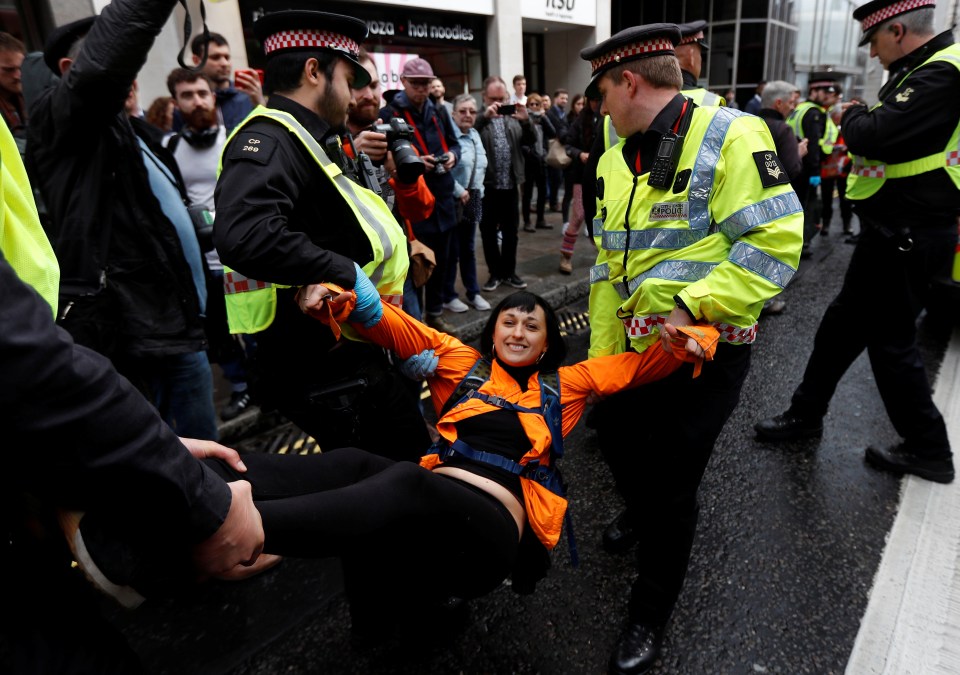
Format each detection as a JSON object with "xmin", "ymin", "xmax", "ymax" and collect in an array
[
  {"xmin": 405, "ymin": 79, "xmax": 431, "ymax": 89},
  {"xmin": 456, "ymin": 108, "xmax": 477, "ymax": 116}
]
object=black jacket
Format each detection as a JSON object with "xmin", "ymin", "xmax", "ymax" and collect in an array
[
  {"xmin": 475, "ymin": 113, "xmax": 535, "ymax": 187},
  {"xmin": 1, "ymin": 248, "xmax": 229, "ymax": 557},
  {"xmin": 27, "ymin": 0, "xmax": 206, "ymax": 360},
  {"xmin": 842, "ymin": 31, "xmax": 960, "ymax": 228},
  {"xmin": 758, "ymin": 108, "xmax": 804, "ymax": 192}
]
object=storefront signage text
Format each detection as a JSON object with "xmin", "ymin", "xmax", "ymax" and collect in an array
[{"xmin": 367, "ymin": 19, "xmax": 476, "ymax": 42}]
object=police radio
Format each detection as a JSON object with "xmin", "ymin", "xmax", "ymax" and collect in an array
[
  {"xmin": 647, "ymin": 99, "xmax": 695, "ymax": 190},
  {"xmin": 324, "ymin": 134, "xmax": 382, "ymax": 197}
]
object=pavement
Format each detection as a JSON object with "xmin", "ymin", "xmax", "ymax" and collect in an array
[{"xmin": 215, "ymin": 202, "xmax": 596, "ymax": 442}]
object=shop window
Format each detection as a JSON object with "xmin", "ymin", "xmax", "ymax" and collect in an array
[
  {"xmin": 737, "ymin": 22, "xmax": 766, "ymax": 85},
  {"xmin": 708, "ymin": 24, "xmax": 734, "ymax": 86},
  {"xmin": 741, "ymin": 0, "xmax": 770, "ymax": 19}
]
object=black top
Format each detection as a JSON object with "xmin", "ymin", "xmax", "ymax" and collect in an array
[
  {"xmin": 842, "ymin": 31, "xmax": 960, "ymax": 227},
  {"xmin": 758, "ymin": 108, "xmax": 804, "ymax": 186}
]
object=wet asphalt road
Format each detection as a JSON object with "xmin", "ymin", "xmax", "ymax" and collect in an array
[{"xmin": 108, "ymin": 229, "xmax": 956, "ymax": 674}]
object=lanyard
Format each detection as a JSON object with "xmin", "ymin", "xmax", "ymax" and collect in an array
[{"xmin": 403, "ymin": 109, "xmax": 450, "ymax": 156}]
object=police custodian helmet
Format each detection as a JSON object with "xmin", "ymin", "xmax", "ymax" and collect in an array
[{"xmin": 253, "ymin": 10, "xmax": 371, "ymax": 89}]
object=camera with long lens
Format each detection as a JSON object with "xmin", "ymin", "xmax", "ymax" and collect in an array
[{"xmin": 370, "ymin": 118, "xmax": 425, "ymax": 183}]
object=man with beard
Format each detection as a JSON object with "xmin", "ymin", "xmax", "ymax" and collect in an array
[
  {"xmin": 214, "ymin": 10, "xmax": 430, "ymax": 459},
  {"xmin": 165, "ymin": 68, "xmax": 255, "ymax": 421}
]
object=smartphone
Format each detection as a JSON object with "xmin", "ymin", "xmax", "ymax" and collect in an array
[
  {"xmin": 237, "ymin": 68, "xmax": 265, "ymax": 85},
  {"xmin": 498, "ymin": 104, "xmax": 517, "ymax": 116}
]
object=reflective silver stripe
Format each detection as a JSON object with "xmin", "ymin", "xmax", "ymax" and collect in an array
[
  {"xmin": 622, "ymin": 314, "xmax": 758, "ymax": 344},
  {"xmin": 728, "ymin": 240, "xmax": 796, "ymax": 288},
  {"xmin": 614, "ymin": 259, "xmax": 718, "ymax": 299},
  {"xmin": 255, "ymin": 110, "xmax": 394, "ymax": 285},
  {"xmin": 602, "ymin": 227, "xmax": 707, "ymax": 251},
  {"xmin": 592, "ymin": 216, "xmax": 604, "ymax": 234},
  {"xmin": 383, "ymin": 294, "xmax": 403, "ymax": 307},
  {"xmin": 223, "ymin": 270, "xmax": 272, "ymax": 295},
  {"xmin": 590, "ymin": 263, "xmax": 610, "ymax": 284},
  {"xmin": 718, "ymin": 192, "xmax": 803, "ymax": 241},
  {"xmin": 701, "ymin": 91, "xmax": 721, "ymax": 106},
  {"xmin": 689, "ymin": 107, "xmax": 740, "ymax": 231}
]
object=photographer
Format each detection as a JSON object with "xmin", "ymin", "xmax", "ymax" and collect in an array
[
  {"xmin": 346, "ymin": 49, "xmax": 434, "ymax": 320},
  {"xmin": 380, "ymin": 57, "xmax": 461, "ymax": 333},
  {"xmin": 214, "ymin": 10, "xmax": 430, "ymax": 459}
]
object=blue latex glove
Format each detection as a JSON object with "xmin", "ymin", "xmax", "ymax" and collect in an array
[
  {"xmin": 399, "ymin": 349, "xmax": 438, "ymax": 381},
  {"xmin": 809, "ymin": 175, "xmax": 822, "ymax": 187},
  {"xmin": 348, "ymin": 263, "xmax": 383, "ymax": 328}
]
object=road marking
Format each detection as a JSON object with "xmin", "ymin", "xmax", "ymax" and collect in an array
[{"xmin": 847, "ymin": 327, "xmax": 960, "ymax": 674}]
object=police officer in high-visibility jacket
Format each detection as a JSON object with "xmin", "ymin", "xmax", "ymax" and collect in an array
[
  {"xmin": 756, "ymin": 0, "xmax": 960, "ymax": 484},
  {"xmin": 214, "ymin": 10, "xmax": 430, "ymax": 459},
  {"xmin": 580, "ymin": 24, "xmax": 803, "ymax": 675},
  {"xmin": 787, "ymin": 73, "xmax": 840, "ymax": 251},
  {"xmin": 676, "ymin": 20, "xmax": 725, "ymax": 107}
]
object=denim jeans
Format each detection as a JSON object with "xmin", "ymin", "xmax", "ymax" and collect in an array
[
  {"xmin": 143, "ymin": 351, "xmax": 219, "ymax": 440},
  {"xmin": 443, "ymin": 213, "xmax": 482, "ymax": 303}
]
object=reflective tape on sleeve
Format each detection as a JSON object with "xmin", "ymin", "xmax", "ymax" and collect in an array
[
  {"xmin": 590, "ymin": 263, "xmax": 610, "ymax": 284},
  {"xmin": 718, "ymin": 192, "xmax": 803, "ymax": 241},
  {"xmin": 728, "ymin": 241, "xmax": 796, "ymax": 288}
]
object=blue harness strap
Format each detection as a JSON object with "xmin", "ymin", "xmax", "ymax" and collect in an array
[{"xmin": 435, "ymin": 360, "xmax": 579, "ymax": 566}]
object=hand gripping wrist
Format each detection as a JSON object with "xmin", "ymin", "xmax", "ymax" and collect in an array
[{"xmin": 348, "ymin": 263, "xmax": 383, "ymax": 328}]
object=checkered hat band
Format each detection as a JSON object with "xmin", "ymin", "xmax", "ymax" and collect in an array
[
  {"xmin": 263, "ymin": 29, "xmax": 359, "ymax": 57},
  {"xmin": 679, "ymin": 32, "xmax": 705, "ymax": 45},
  {"xmin": 591, "ymin": 38, "xmax": 675, "ymax": 72},
  {"xmin": 861, "ymin": 0, "xmax": 935, "ymax": 31}
]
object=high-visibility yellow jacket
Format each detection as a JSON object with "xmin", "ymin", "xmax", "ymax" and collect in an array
[
  {"xmin": 0, "ymin": 121, "xmax": 58, "ymax": 316},
  {"xmin": 590, "ymin": 104, "xmax": 804, "ymax": 358}
]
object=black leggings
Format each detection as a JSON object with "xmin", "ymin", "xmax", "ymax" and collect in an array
[{"xmin": 206, "ymin": 449, "xmax": 519, "ymax": 601}]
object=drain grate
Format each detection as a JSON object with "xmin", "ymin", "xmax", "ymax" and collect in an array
[
  {"xmin": 242, "ymin": 423, "xmax": 322, "ymax": 455},
  {"xmin": 557, "ymin": 309, "xmax": 590, "ymax": 336}
]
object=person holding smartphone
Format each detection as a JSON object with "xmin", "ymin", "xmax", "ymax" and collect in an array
[{"xmin": 184, "ymin": 32, "xmax": 265, "ymax": 133}]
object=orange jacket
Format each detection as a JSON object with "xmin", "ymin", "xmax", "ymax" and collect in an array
[{"xmin": 356, "ymin": 304, "xmax": 691, "ymax": 549}]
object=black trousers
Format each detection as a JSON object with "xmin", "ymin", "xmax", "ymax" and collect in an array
[
  {"xmin": 595, "ymin": 343, "xmax": 751, "ymax": 626},
  {"xmin": 821, "ymin": 174, "xmax": 852, "ymax": 231},
  {"xmin": 480, "ymin": 187, "xmax": 520, "ymax": 280},
  {"xmin": 790, "ymin": 223, "xmax": 955, "ymax": 457},
  {"xmin": 522, "ymin": 158, "xmax": 547, "ymax": 225}
]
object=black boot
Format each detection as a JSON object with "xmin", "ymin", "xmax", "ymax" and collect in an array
[
  {"xmin": 754, "ymin": 409, "xmax": 823, "ymax": 441},
  {"xmin": 865, "ymin": 443, "xmax": 955, "ymax": 484},
  {"xmin": 609, "ymin": 621, "xmax": 663, "ymax": 675}
]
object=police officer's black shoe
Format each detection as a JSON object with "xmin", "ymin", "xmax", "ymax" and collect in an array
[
  {"xmin": 865, "ymin": 443, "xmax": 955, "ymax": 484},
  {"xmin": 608, "ymin": 621, "xmax": 663, "ymax": 675},
  {"xmin": 754, "ymin": 410, "xmax": 823, "ymax": 441},
  {"xmin": 602, "ymin": 509, "xmax": 636, "ymax": 554}
]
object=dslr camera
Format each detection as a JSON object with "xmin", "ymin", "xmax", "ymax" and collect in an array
[
  {"xmin": 431, "ymin": 153, "xmax": 451, "ymax": 175},
  {"xmin": 370, "ymin": 118, "xmax": 425, "ymax": 183}
]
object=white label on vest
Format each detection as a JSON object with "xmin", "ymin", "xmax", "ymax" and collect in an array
[{"xmin": 649, "ymin": 202, "xmax": 689, "ymax": 221}]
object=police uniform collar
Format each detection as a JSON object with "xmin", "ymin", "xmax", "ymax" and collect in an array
[
  {"xmin": 852, "ymin": 0, "xmax": 936, "ymax": 46},
  {"xmin": 580, "ymin": 23, "xmax": 681, "ymax": 98},
  {"xmin": 267, "ymin": 94, "xmax": 333, "ymax": 144},
  {"xmin": 253, "ymin": 10, "xmax": 371, "ymax": 89},
  {"xmin": 622, "ymin": 93, "xmax": 688, "ymax": 169},
  {"xmin": 885, "ymin": 30, "xmax": 954, "ymax": 84},
  {"xmin": 681, "ymin": 70, "xmax": 698, "ymax": 89}
]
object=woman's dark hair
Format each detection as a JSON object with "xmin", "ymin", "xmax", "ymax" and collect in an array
[
  {"xmin": 264, "ymin": 51, "xmax": 340, "ymax": 96},
  {"xmin": 580, "ymin": 98, "xmax": 599, "ymax": 149},
  {"xmin": 480, "ymin": 291, "xmax": 567, "ymax": 371}
]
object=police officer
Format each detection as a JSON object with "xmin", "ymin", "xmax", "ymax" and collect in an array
[
  {"xmin": 580, "ymin": 24, "xmax": 803, "ymax": 674},
  {"xmin": 214, "ymin": 10, "xmax": 430, "ymax": 459},
  {"xmin": 787, "ymin": 72, "xmax": 840, "ymax": 252},
  {"xmin": 756, "ymin": 0, "xmax": 959, "ymax": 484},
  {"xmin": 676, "ymin": 20, "xmax": 725, "ymax": 107}
]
